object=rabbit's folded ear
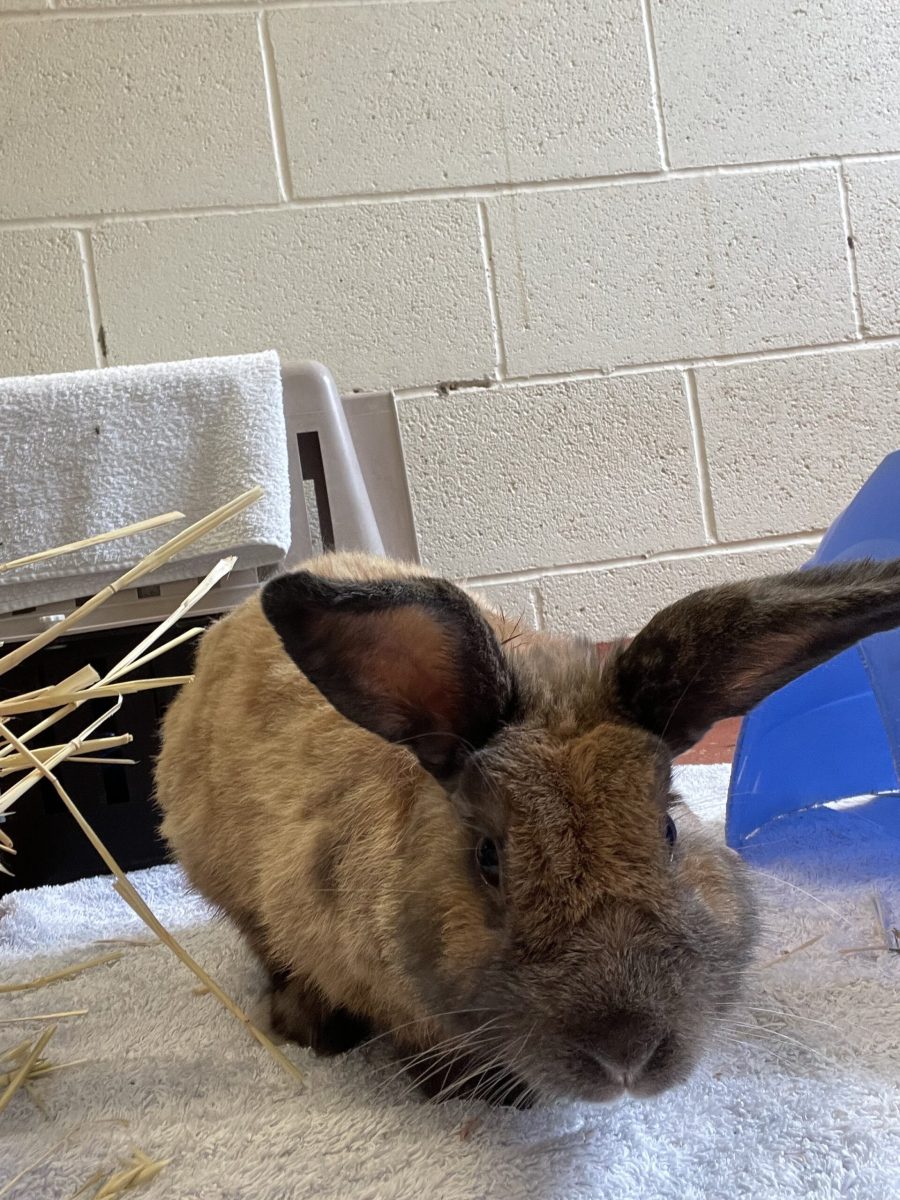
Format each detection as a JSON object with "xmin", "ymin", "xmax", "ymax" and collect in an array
[
  {"xmin": 260, "ymin": 570, "xmax": 515, "ymax": 781},
  {"xmin": 603, "ymin": 559, "xmax": 900, "ymax": 756}
]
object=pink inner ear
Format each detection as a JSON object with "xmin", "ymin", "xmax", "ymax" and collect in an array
[{"xmin": 361, "ymin": 608, "xmax": 464, "ymax": 734}]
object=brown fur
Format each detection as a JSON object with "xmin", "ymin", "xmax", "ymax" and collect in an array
[{"xmin": 155, "ymin": 552, "xmax": 900, "ymax": 1104}]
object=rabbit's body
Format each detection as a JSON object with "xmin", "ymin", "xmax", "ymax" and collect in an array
[
  {"xmin": 157, "ymin": 551, "xmax": 900, "ymax": 1104},
  {"xmin": 159, "ymin": 554, "xmax": 461, "ymax": 1055}
]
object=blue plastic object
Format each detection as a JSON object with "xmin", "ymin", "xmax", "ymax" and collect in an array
[{"xmin": 726, "ymin": 450, "xmax": 900, "ymax": 852}]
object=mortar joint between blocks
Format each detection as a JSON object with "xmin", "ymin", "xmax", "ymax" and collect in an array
[
  {"xmin": 682, "ymin": 368, "xmax": 719, "ymax": 544},
  {"xmin": 6, "ymin": 152, "xmax": 900, "ymax": 231},
  {"xmin": 464, "ymin": 530, "xmax": 826, "ymax": 590},
  {"xmin": 257, "ymin": 9, "xmax": 294, "ymax": 205},
  {"xmin": 639, "ymin": 0, "xmax": 671, "ymax": 172},
  {"xmin": 392, "ymin": 331, "xmax": 900, "ymax": 403},
  {"xmin": 530, "ymin": 584, "xmax": 546, "ymax": 632},
  {"xmin": 836, "ymin": 162, "xmax": 867, "ymax": 341},
  {"xmin": 74, "ymin": 229, "xmax": 108, "ymax": 368},
  {"xmin": 476, "ymin": 199, "xmax": 509, "ymax": 381}
]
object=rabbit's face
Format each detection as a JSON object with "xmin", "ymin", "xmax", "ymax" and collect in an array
[{"xmin": 433, "ymin": 719, "xmax": 756, "ymax": 1102}]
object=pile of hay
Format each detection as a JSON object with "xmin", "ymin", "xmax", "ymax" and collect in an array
[{"xmin": 0, "ymin": 489, "xmax": 301, "ymax": 1195}]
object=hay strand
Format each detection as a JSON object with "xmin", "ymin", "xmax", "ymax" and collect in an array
[
  {"xmin": 0, "ymin": 1010, "xmax": 88, "ymax": 1025},
  {"xmin": 68, "ymin": 1170, "xmax": 107, "ymax": 1199},
  {"xmin": 0, "ymin": 700, "xmax": 125, "ymax": 814},
  {"xmin": 0, "ymin": 736, "xmax": 132, "ymax": 776},
  {"xmin": 0, "ymin": 1120, "xmax": 131, "ymax": 1199},
  {"xmin": 759, "ymin": 934, "xmax": 824, "ymax": 969},
  {"xmin": 67, "ymin": 757, "xmax": 137, "ymax": 767},
  {"xmin": 0, "ymin": 486, "xmax": 261, "ymax": 679},
  {"xmin": 0, "ymin": 677, "xmax": 192, "ymax": 718},
  {"xmin": 0, "ymin": 718, "xmax": 302, "ymax": 1086},
  {"xmin": 0, "ymin": 1025, "xmax": 56, "ymax": 1115},
  {"xmin": 9, "ymin": 665, "xmax": 101, "ymax": 707},
  {"xmin": 0, "ymin": 1057, "xmax": 89, "ymax": 1087},
  {"xmin": 93, "ymin": 937, "xmax": 158, "ymax": 948},
  {"xmin": 0, "ymin": 701, "xmax": 83, "ymax": 768},
  {"xmin": 0, "ymin": 1041, "xmax": 31, "ymax": 1064},
  {"xmin": 102, "ymin": 556, "xmax": 236, "ymax": 684},
  {"xmin": 88, "ymin": 1149, "xmax": 170, "ymax": 1198},
  {"xmin": 111, "ymin": 878, "xmax": 303, "ymax": 1084},
  {"xmin": 0, "ymin": 489, "xmax": 302, "ymax": 1113},
  {"xmin": 0, "ymin": 512, "xmax": 183, "ymax": 576},
  {"xmin": 0, "ymin": 953, "xmax": 122, "ymax": 995},
  {"xmin": 101, "ymin": 626, "xmax": 204, "ymax": 684}
]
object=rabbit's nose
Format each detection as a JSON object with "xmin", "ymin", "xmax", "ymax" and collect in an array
[{"xmin": 589, "ymin": 1011, "xmax": 666, "ymax": 1083}]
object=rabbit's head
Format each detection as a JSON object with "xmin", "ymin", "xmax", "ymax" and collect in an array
[{"xmin": 262, "ymin": 560, "xmax": 900, "ymax": 1102}]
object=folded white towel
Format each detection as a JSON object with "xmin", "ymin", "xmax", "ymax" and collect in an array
[{"xmin": 0, "ymin": 352, "xmax": 291, "ymax": 614}]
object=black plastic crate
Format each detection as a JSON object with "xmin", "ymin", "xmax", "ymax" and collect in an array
[{"xmin": 0, "ymin": 615, "xmax": 219, "ymax": 894}]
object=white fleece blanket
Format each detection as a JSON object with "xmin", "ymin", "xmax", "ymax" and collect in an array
[
  {"xmin": 1, "ymin": 765, "xmax": 898, "ymax": 1200},
  {"xmin": 0, "ymin": 352, "xmax": 291, "ymax": 614}
]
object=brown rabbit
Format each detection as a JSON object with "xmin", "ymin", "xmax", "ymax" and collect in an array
[{"xmin": 156, "ymin": 553, "xmax": 900, "ymax": 1105}]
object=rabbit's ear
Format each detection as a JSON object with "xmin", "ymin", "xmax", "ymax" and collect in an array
[
  {"xmin": 261, "ymin": 571, "xmax": 515, "ymax": 781},
  {"xmin": 603, "ymin": 560, "xmax": 900, "ymax": 756}
]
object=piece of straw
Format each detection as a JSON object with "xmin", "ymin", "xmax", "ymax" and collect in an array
[
  {"xmin": 67, "ymin": 758, "xmax": 137, "ymax": 768},
  {"xmin": 0, "ymin": 1041, "xmax": 31, "ymax": 1064},
  {"xmin": 457, "ymin": 1116, "xmax": 483, "ymax": 1141},
  {"xmin": 114, "ymin": 878, "xmax": 303, "ymax": 1083},
  {"xmin": 0, "ymin": 621, "xmax": 206, "ymax": 770},
  {"xmin": 93, "ymin": 938, "xmax": 158, "ymax": 949},
  {"xmin": 0, "ymin": 719, "xmax": 303, "ymax": 1086},
  {"xmin": 0, "ymin": 1056, "xmax": 87, "ymax": 1094},
  {"xmin": 0, "ymin": 1025, "xmax": 56, "ymax": 1115},
  {"xmin": 0, "ymin": 512, "xmax": 183, "ymax": 576},
  {"xmin": 0, "ymin": 1058, "xmax": 88, "ymax": 1087},
  {"xmin": 0, "ymin": 699, "xmax": 125, "ymax": 814},
  {"xmin": 102, "ymin": 556, "xmax": 236, "ymax": 684},
  {"xmin": 0, "ymin": 486, "xmax": 261, "ymax": 678},
  {"xmin": 838, "ymin": 945, "xmax": 893, "ymax": 956},
  {"xmin": 0, "ymin": 1010, "xmax": 87, "ymax": 1025},
  {"xmin": 0, "ymin": 1119, "xmax": 130, "ymax": 1199},
  {"xmin": 759, "ymin": 934, "xmax": 824, "ymax": 969},
  {"xmin": 0, "ymin": 953, "xmax": 122, "ymax": 995},
  {"xmin": 0, "ymin": 737, "xmax": 132, "ymax": 776},
  {"xmin": 68, "ymin": 1169, "xmax": 107, "ymax": 1199},
  {"xmin": 0, "ymin": 1139, "xmax": 62, "ymax": 1198},
  {"xmin": 0, "ymin": 701, "xmax": 84, "ymax": 765},
  {"xmin": 10, "ymin": 665, "xmax": 100, "ymax": 707},
  {"xmin": 0, "ymin": 677, "xmax": 192, "ymax": 718},
  {"xmin": 100, "ymin": 626, "xmax": 203, "ymax": 685},
  {"xmin": 88, "ymin": 1149, "xmax": 170, "ymax": 1199}
]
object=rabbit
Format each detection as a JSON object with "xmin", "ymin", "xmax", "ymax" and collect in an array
[{"xmin": 155, "ymin": 552, "xmax": 900, "ymax": 1106}]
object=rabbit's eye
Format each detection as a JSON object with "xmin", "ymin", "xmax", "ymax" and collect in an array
[
  {"xmin": 664, "ymin": 815, "xmax": 677, "ymax": 853},
  {"xmin": 475, "ymin": 837, "xmax": 501, "ymax": 887}
]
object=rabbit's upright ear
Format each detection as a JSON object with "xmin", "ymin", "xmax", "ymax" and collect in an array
[
  {"xmin": 602, "ymin": 560, "xmax": 900, "ymax": 756},
  {"xmin": 260, "ymin": 571, "xmax": 515, "ymax": 782}
]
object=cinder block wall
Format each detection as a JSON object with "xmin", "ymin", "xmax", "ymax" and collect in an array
[{"xmin": 2, "ymin": 0, "xmax": 898, "ymax": 638}]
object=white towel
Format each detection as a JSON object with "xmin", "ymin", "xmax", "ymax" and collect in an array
[
  {"xmin": 0, "ymin": 352, "xmax": 291, "ymax": 614},
  {"xmin": 1, "ymin": 764, "xmax": 898, "ymax": 1200}
]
